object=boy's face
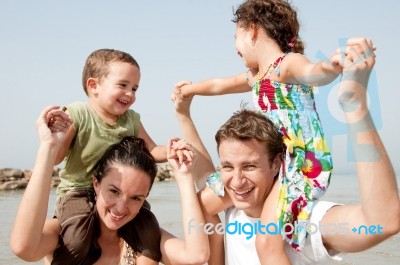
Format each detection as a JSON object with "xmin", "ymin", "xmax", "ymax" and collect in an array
[
  {"xmin": 90, "ymin": 61, "xmax": 141, "ymax": 121},
  {"xmin": 219, "ymin": 138, "xmax": 279, "ymax": 218}
]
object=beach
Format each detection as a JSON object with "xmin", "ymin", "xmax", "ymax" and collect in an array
[{"xmin": 1, "ymin": 174, "xmax": 399, "ymax": 264}]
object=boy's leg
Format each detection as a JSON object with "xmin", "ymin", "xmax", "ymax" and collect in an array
[{"xmin": 52, "ymin": 189, "xmax": 99, "ymax": 265}]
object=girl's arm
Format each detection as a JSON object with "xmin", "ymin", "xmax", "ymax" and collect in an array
[
  {"xmin": 180, "ymin": 72, "xmax": 251, "ymax": 98},
  {"xmin": 160, "ymin": 139, "xmax": 209, "ymax": 265},
  {"xmin": 282, "ymin": 53, "xmax": 342, "ymax": 87},
  {"xmin": 137, "ymin": 121, "xmax": 167, "ymax": 163},
  {"xmin": 10, "ymin": 106, "xmax": 68, "ymax": 261}
]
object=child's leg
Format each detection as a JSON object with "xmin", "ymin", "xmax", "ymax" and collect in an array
[
  {"xmin": 118, "ymin": 200, "xmax": 162, "ymax": 262},
  {"xmin": 256, "ymin": 180, "xmax": 292, "ymax": 265},
  {"xmin": 52, "ymin": 189, "xmax": 98, "ymax": 265}
]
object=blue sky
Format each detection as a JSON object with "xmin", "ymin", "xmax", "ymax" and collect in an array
[{"xmin": 0, "ymin": 0, "xmax": 399, "ymax": 174}]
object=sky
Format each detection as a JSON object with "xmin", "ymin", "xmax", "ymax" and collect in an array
[{"xmin": 0, "ymin": 0, "xmax": 399, "ymax": 175}]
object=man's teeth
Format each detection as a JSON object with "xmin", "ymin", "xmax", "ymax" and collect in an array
[{"xmin": 234, "ymin": 188, "xmax": 253, "ymax": 195}]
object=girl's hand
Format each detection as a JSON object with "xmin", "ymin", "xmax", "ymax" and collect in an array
[
  {"xmin": 331, "ymin": 38, "xmax": 376, "ymax": 74},
  {"xmin": 173, "ymin": 80, "xmax": 192, "ymax": 99},
  {"xmin": 337, "ymin": 38, "xmax": 376, "ymax": 111},
  {"xmin": 171, "ymin": 85, "xmax": 193, "ymax": 116}
]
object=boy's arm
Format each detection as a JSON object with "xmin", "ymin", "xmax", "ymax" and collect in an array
[
  {"xmin": 180, "ymin": 72, "xmax": 251, "ymax": 98},
  {"xmin": 320, "ymin": 38, "xmax": 400, "ymax": 252},
  {"xmin": 137, "ymin": 122, "xmax": 168, "ymax": 163},
  {"xmin": 284, "ymin": 53, "xmax": 342, "ymax": 87}
]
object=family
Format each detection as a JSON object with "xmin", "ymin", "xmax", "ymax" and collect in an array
[{"xmin": 10, "ymin": 1, "xmax": 400, "ymax": 264}]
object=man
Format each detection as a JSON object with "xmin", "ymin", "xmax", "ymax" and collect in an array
[{"xmin": 172, "ymin": 38, "xmax": 400, "ymax": 264}]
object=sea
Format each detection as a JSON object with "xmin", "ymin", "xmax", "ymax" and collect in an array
[{"xmin": 1, "ymin": 174, "xmax": 399, "ymax": 265}]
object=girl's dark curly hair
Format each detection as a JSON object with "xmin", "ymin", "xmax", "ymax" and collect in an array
[{"xmin": 233, "ymin": 0, "xmax": 305, "ymax": 54}]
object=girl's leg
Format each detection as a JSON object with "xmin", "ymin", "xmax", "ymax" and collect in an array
[{"xmin": 256, "ymin": 180, "xmax": 292, "ymax": 265}]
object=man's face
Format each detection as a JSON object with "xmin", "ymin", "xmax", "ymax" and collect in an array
[{"xmin": 219, "ymin": 138, "xmax": 279, "ymax": 218}]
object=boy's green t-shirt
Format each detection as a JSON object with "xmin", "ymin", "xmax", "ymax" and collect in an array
[{"xmin": 57, "ymin": 102, "xmax": 140, "ymax": 195}]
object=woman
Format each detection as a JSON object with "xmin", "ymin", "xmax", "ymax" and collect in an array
[{"xmin": 10, "ymin": 105, "xmax": 209, "ymax": 265}]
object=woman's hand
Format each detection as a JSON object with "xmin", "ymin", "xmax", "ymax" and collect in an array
[
  {"xmin": 37, "ymin": 105, "xmax": 71, "ymax": 146},
  {"xmin": 167, "ymin": 137, "xmax": 196, "ymax": 174}
]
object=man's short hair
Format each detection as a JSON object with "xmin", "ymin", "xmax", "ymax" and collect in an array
[{"xmin": 215, "ymin": 108, "xmax": 284, "ymax": 164}]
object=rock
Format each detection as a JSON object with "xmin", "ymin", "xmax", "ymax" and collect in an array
[
  {"xmin": 0, "ymin": 165, "xmax": 176, "ymax": 191},
  {"xmin": 0, "ymin": 180, "xmax": 28, "ymax": 191},
  {"xmin": 0, "ymin": 168, "xmax": 24, "ymax": 182}
]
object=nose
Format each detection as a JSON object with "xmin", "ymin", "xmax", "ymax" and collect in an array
[
  {"xmin": 115, "ymin": 197, "xmax": 128, "ymax": 213},
  {"xmin": 124, "ymin": 92, "xmax": 136, "ymax": 104},
  {"xmin": 230, "ymin": 169, "xmax": 246, "ymax": 186}
]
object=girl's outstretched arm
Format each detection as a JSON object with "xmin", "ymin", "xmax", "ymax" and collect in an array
[
  {"xmin": 179, "ymin": 72, "xmax": 251, "ymax": 98},
  {"xmin": 282, "ymin": 52, "xmax": 342, "ymax": 87}
]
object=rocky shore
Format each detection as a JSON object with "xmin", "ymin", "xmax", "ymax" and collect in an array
[{"xmin": 0, "ymin": 165, "xmax": 175, "ymax": 191}]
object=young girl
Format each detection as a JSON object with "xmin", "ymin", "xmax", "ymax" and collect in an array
[{"xmin": 178, "ymin": 0, "xmax": 342, "ymax": 263}]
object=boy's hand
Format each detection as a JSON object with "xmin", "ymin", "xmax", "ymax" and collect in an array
[
  {"xmin": 37, "ymin": 106, "xmax": 71, "ymax": 146},
  {"xmin": 47, "ymin": 106, "xmax": 72, "ymax": 133}
]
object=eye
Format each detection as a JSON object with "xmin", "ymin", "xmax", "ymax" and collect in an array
[
  {"xmin": 131, "ymin": 196, "xmax": 143, "ymax": 202},
  {"xmin": 109, "ymin": 188, "xmax": 119, "ymax": 195},
  {"xmin": 221, "ymin": 164, "xmax": 233, "ymax": 172},
  {"xmin": 243, "ymin": 165, "xmax": 256, "ymax": 171}
]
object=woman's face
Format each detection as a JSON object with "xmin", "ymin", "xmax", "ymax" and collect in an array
[{"xmin": 93, "ymin": 163, "xmax": 151, "ymax": 231}]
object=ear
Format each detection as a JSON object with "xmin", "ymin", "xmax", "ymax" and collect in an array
[
  {"xmin": 87, "ymin": 78, "xmax": 98, "ymax": 95},
  {"xmin": 93, "ymin": 176, "xmax": 100, "ymax": 194},
  {"xmin": 271, "ymin": 154, "xmax": 282, "ymax": 176},
  {"xmin": 249, "ymin": 23, "xmax": 259, "ymax": 45}
]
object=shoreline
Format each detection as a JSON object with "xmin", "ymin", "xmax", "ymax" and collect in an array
[{"xmin": 0, "ymin": 165, "xmax": 175, "ymax": 191}]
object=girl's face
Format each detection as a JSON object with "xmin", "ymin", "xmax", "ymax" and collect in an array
[
  {"xmin": 93, "ymin": 163, "xmax": 151, "ymax": 232},
  {"xmin": 235, "ymin": 23, "xmax": 258, "ymax": 69},
  {"xmin": 90, "ymin": 61, "xmax": 141, "ymax": 122}
]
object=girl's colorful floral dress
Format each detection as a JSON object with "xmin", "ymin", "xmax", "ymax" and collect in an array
[{"xmin": 252, "ymin": 55, "xmax": 333, "ymax": 250}]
